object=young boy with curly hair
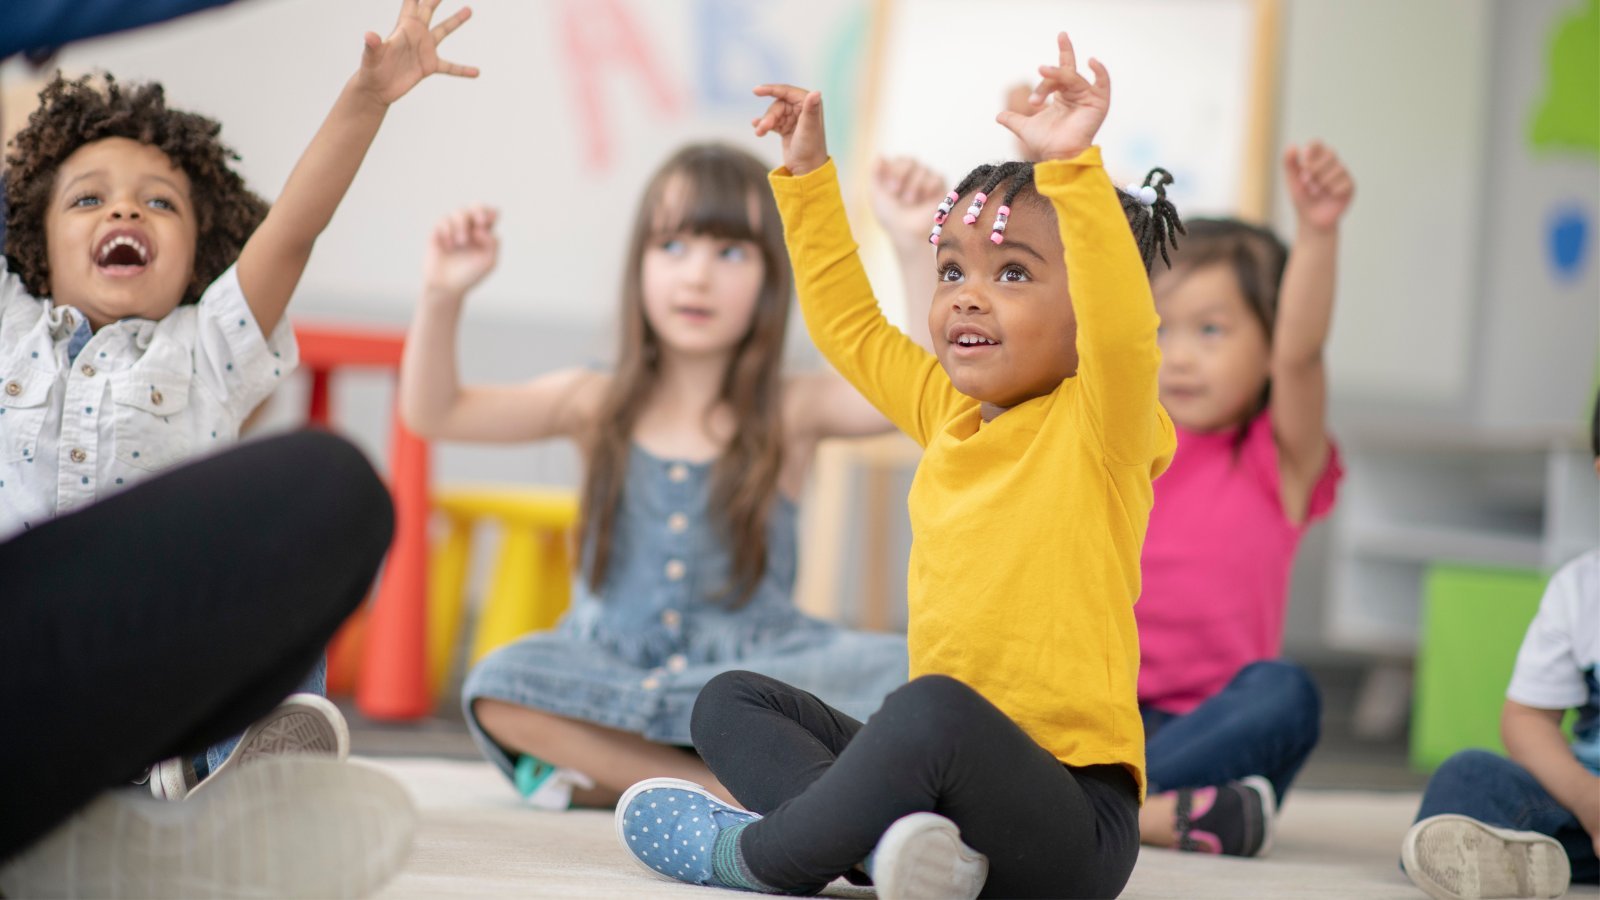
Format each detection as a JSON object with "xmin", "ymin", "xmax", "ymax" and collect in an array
[{"xmin": 0, "ymin": 0, "xmax": 475, "ymax": 800}]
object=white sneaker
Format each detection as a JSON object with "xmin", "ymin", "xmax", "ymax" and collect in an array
[
  {"xmin": 869, "ymin": 812, "xmax": 988, "ymax": 900},
  {"xmin": 188, "ymin": 693, "xmax": 350, "ymax": 800},
  {"xmin": 1402, "ymin": 814, "xmax": 1571, "ymax": 900},
  {"xmin": 0, "ymin": 756, "xmax": 416, "ymax": 899},
  {"xmin": 513, "ymin": 754, "xmax": 595, "ymax": 810}
]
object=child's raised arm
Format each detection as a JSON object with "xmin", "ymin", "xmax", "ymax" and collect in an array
[
  {"xmin": 752, "ymin": 84, "xmax": 964, "ymax": 445},
  {"xmin": 236, "ymin": 0, "xmax": 477, "ymax": 336},
  {"xmin": 782, "ymin": 157, "xmax": 950, "ymax": 444},
  {"xmin": 869, "ymin": 156, "xmax": 945, "ymax": 355},
  {"xmin": 399, "ymin": 206, "xmax": 601, "ymax": 443},
  {"xmin": 1272, "ymin": 142, "xmax": 1353, "ymax": 522},
  {"xmin": 998, "ymin": 33, "xmax": 1169, "ymax": 468}
]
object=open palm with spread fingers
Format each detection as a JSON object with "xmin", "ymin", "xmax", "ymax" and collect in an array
[
  {"xmin": 357, "ymin": 0, "xmax": 479, "ymax": 105},
  {"xmin": 751, "ymin": 84, "xmax": 828, "ymax": 176},
  {"xmin": 996, "ymin": 32, "xmax": 1111, "ymax": 163}
]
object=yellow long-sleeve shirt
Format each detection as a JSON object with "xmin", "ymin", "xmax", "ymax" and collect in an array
[{"xmin": 772, "ymin": 148, "xmax": 1174, "ymax": 797}]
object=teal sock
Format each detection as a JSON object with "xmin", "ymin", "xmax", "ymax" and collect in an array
[{"xmin": 711, "ymin": 821, "xmax": 775, "ymax": 892}]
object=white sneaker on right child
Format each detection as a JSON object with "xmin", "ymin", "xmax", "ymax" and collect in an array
[
  {"xmin": 869, "ymin": 812, "xmax": 989, "ymax": 900},
  {"xmin": 1402, "ymin": 814, "xmax": 1571, "ymax": 900},
  {"xmin": 150, "ymin": 692, "xmax": 350, "ymax": 801}
]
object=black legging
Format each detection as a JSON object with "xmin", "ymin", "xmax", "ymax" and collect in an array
[
  {"xmin": 691, "ymin": 671, "xmax": 1140, "ymax": 898},
  {"xmin": 0, "ymin": 431, "xmax": 393, "ymax": 859}
]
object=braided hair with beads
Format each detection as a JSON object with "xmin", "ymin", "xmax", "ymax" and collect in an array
[{"xmin": 931, "ymin": 161, "xmax": 1186, "ymax": 273}]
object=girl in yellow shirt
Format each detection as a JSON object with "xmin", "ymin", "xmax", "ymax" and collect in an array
[{"xmin": 615, "ymin": 33, "xmax": 1180, "ymax": 899}]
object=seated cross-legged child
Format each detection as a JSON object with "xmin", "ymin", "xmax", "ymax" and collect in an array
[
  {"xmin": 613, "ymin": 32, "xmax": 1185, "ymax": 899},
  {"xmin": 1135, "ymin": 142, "xmax": 1356, "ymax": 857},
  {"xmin": 401, "ymin": 143, "xmax": 911, "ymax": 811},
  {"xmin": 0, "ymin": 0, "xmax": 477, "ymax": 800},
  {"xmin": 1400, "ymin": 394, "xmax": 1600, "ymax": 900}
]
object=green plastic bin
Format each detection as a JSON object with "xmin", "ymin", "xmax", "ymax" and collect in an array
[{"xmin": 1411, "ymin": 564, "xmax": 1549, "ymax": 772}]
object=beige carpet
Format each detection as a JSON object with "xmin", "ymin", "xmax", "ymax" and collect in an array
[{"xmin": 367, "ymin": 757, "xmax": 1599, "ymax": 899}]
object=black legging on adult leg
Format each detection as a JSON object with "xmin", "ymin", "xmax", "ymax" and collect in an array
[
  {"xmin": 691, "ymin": 670, "xmax": 1141, "ymax": 898},
  {"xmin": 0, "ymin": 430, "xmax": 394, "ymax": 859}
]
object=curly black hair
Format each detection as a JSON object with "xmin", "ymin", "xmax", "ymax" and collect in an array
[{"xmin": 3, "ymin": 72, "xmax": 268, "ymax": 304}]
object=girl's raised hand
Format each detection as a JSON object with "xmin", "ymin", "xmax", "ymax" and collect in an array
[
  {"xmin": 356, "ymin": 0, "xmax": 479, "ymax": 106},
  {"xmin": 870, "ymin": 156, "xmax": 948, "ymax": 250},
  {"xmin": 752, "ymin": 84, "xmax": 828, "ymax": 177},
  {"xmin": 1283, "ymin": 142, "xmax": 1355, "ymax": 233},
  {"xmin": 996, "ymin": 32, "xmax": 1111, "ymax": 163},
  {"xmin": 423, "ymin": 205, "xmax": 499, "ymax": 299}
]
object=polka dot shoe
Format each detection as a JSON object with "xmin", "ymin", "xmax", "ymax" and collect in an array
[{"xmin": 614, "ymin": 778, "xmax": 759, "ymax": 888}]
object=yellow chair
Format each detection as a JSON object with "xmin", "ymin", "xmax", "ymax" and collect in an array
[{"xmin": 428, "ymin": 487, "xmax": 579, "ymax": 699}]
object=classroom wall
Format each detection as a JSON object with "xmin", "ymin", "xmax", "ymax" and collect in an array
[
  {"xmin": 3, "ymin": 0, "xmax": 870, "ymax": 325},
  {"xmin": 3, "ymin": 0, "xmax": 1587, "ymax": 656},
  {"xmin": 1, "ymin": 0, "xmax": 1523, "ymax": 417}
]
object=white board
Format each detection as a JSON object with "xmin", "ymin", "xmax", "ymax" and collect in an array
[{"xmin": 867, "ymin": 0, "xmax": 1273, "ymax": 219}]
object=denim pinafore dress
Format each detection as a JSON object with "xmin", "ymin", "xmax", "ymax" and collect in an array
[{"xmin": 462, "ymin": 444, "xmax": 909, "ymax": 780}]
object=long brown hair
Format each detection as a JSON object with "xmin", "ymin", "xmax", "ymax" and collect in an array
[{"xmin": 579, "ymin": 143, "xmax": 793, "ymax": 606}]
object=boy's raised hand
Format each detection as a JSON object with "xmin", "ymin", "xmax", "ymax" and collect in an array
[
  {"xmin": 356, "ymin": 0, "xmax": 478, "ymax": 106},
  {"xmin": 996, "ymin": 32, "xmax": 1111, "ymax": 163},
  {"xmin": 752, "ymin": 84, "xmax": 828, "ymax": 177},
  {"xmin": 1283, "ymin": 142, "xmax": 1354, "ymax": 232},
  {"xmin": 424, "ymin": 205, "xmax": 499, "ymax": 299}
]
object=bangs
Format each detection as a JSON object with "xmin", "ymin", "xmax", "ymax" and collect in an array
[{"xmin": 649, "ymin": 161, "xmax": 764, "ymax": 243}]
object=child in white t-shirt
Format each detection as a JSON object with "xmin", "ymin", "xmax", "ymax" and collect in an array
[{"xmin": 1401, "ymin": 395, "xmax": 1600, "ymax": 900}]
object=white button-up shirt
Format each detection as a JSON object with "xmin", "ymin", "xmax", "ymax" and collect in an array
[{"xmin": 0, "ymin": 261, "xmax": 297, "ymax": 540}]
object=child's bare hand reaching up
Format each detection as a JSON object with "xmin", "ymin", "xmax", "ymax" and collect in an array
[
  {"xmin": 870, "ymin": 157, "xmax": 948, "ymax": 253},
  {"xmin": 996, "ymin": 32, "xmax": 1111, "ymax": 163},
  {"xmin": 424, "ymin": 205, "xmax": 499, "ymax": 301},
  {"xmin": 355, "ymin": 0, "xmax": 479, "ymax": 105},
  {"xmin": 870, "ymin": 157, "xmax": 946, "ymax": 353},
  {"xmin": 1283, "ymin": 142, "xmax": 1354, "ymax": 234},
  {"xmin": 752, "ymin": 84, "xmax": 827, "ymax": 176},
  {"xmin": 237, "ymin": 0, "xmax": 479, "ymax": 336}
]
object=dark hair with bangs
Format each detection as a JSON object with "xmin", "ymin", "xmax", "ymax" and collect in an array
[
  {"xmin": 579, "ymin": 143, "xmax": 792, "ymax": 606},
  {"xmin": 4, "ymin": 72, "xmax": 267, "ymax": 303},
  {"xmin": 1156, "ymin": 218, "xmax": 1288, "ymax": 434}
]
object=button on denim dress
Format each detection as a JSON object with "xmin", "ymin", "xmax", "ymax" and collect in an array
[{"xmin": 462, "ymin": 445, "xmax": 909, "ymax": 781}]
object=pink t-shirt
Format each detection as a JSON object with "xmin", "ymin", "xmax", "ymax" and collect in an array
[{"xmin": 1137, "ymin": 411, "xmax": 1342, "ymax": 714}]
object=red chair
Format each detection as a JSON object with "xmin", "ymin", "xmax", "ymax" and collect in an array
[{"xmin": 294, "ymin": 324, "xmax": 431, "ymax": 721}]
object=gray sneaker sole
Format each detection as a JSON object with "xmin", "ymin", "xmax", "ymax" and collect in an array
[
  {"xmin": 189, "ymin": 693, "xmax": 349, "ymax": 800},
  {"xmin": 0, "ymin": 757, "xmax": 415, "ymax": 899},
  {"xmin": 1402, "ymin": 814, "xmax": 1571, "ymax": 900}
]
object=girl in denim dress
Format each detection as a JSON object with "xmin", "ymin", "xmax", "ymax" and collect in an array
[{"xmin": 399, "ymin": 144, "xmax": 912, "ymax": 808}]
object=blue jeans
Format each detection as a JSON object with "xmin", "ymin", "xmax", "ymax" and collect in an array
[
  {"xmin": 1141, "ymin": 660, "xmax": 1323, "ymax": 804},
  {"xmin": 1416, "ymin": 749, "xmax": 1599, "ymax": 884},
  {"xmin": 193, "ymin": 657, "xmax": 326, "ymax": 780}
]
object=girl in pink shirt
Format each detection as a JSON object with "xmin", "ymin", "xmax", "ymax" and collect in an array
[{"xmin": 1136, "ymin": 143, "xmax": 1354, "ymax": 857}]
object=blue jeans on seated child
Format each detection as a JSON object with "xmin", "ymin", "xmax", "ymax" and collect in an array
[
  {"xmin": 1416, "ymin": 748, "xmax": 1598, "ymax": 884},
  {"xmin": 1141, "ymin": 659, "xmax": 1323, "ymax": 803},
  {"xmin": 193, "ymin": 657, "xmax": 327, "ymax": 780}
]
